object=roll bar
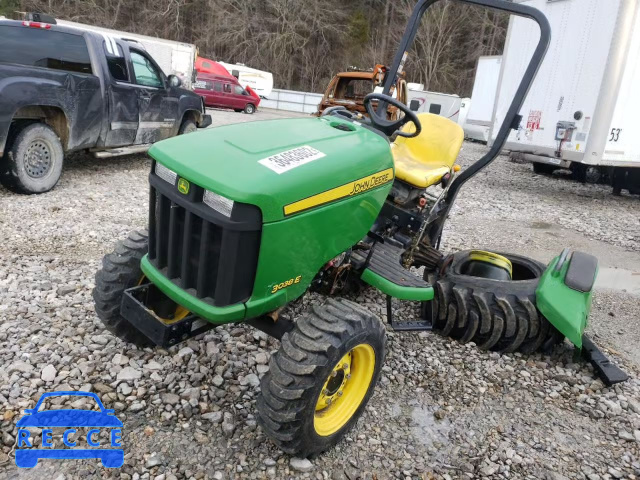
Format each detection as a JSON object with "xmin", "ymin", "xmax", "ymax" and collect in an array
[{"xmin": 380, "ymin": 0, "xmax": 551, "ymax": 246}]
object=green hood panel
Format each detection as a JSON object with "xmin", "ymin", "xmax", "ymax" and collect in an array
[{"xmin": 148, "ymin": 117, "xmax": 394, "ymax": 222}]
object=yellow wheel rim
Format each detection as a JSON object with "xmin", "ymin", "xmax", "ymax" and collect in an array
[
  {"xmin": 164, "ymin": 305, "xmax": 190, "ymax": 324},
  {"xmin": 469, "ymin": 250, "xmax": 513, "ymax": 277},
  {"xmin": 314, "ymin": 343, "xmax": 375, "ymax": 437},
  {"xmin": 137, "ymin": 275, "xmax": 190, "ymax": 324}
]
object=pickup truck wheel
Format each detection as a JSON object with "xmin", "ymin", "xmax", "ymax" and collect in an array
[
  {"xmin": 93, "ymin": 230, "xmax": 153, "ymax": 347},
  {"xmin": 0, "ymin": 123, "xmax": 63, "ymax": 194},
  {"xmin": 178, "ymin": 118, "xmax": 197, "ymax": 135},
  {"xmin": 244, "ymin": 103, "xmax": 256, "ymax": 114}
]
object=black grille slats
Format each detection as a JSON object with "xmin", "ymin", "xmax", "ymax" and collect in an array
[
  {"xmin": 154, "ymin": 193, "xmax": 171, "ymax": 268},
  {"xmin": 147, "ymin": 174, "xmax": 261, "ymax": 307},
  {"xmin": 180, "ymin": 212, "xmax": 201, "ymax": 289},
  {"xmin": 166, "ymin": 201, "xmax": 184, "ymax": 278}
]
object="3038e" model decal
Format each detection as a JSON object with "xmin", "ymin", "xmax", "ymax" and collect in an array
[{"xmin": 271, "ymin": 276, "xmax": 302, "ymax": 294}]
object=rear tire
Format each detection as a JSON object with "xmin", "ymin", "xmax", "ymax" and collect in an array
[
  {"xmin": 570, "ymin": 163, "xmax": 600, "ymax": 183},
  {"xmin": 426, "ymin": 250, "xmax": 562, "ymax": 354},
  {"xmin": 0, "ymin": 123, "xmax": 64, "ymax": 194},
  {"xmin": 584, "ymin": 166, "xmax": 601, "ymax": 184},
  {"xmin": 532, "ymin": 162, "xmax": 556, "ymax": 175},
  {"xmin": 93, "ymin": 230, "xmax": 152, "ymax": 347},
  {"xmin": 244, "ymin": 103, "xmax": 256, "ymax": 114},
  {"xmin": 257, "ymin": 298, "xmax": 385, "ymax": 457}
]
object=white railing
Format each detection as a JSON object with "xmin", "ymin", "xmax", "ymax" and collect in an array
[{"xmin": 261, "ymin": 88, "xmax": 323, "ymax": 114}]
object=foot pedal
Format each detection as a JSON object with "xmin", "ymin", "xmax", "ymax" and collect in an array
[
  {"xmin": 353, "ymin": 242, "xmax": 431, "ymax": 288},
  {"xmin": 355, "ymin": 241, "xmax": 435, "ymax": 331},
  {"xmin": 581, "ymin": 335, "xmax": 628, "ymax": 386}
]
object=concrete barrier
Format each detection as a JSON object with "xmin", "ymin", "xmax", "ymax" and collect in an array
[{"xmin": 261, "ymin": 89, "xmax": 323, "ymax": 114}]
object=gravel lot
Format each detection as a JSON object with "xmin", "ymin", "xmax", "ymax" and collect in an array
[{"xmin": 0, "ymin": 108, "xmax": 639, "ymax": 479}]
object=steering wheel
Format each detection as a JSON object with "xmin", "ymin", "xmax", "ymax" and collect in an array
[
  {"xmin": 320, "ymin": 105, "xmax": 357, "ymax": 119},
  {"xmin": 363, "ymin": 92, "xmax": 422, "ymax": 138}
]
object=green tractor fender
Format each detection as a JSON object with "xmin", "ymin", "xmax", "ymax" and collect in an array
[{"xmin": 535, "ymin": 249, "xmax": 598, "ymax": 349}]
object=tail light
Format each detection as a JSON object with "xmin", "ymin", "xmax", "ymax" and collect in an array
[{"xmin": 22, "ymin": 21, "xmax": 51, "ymax": 29}]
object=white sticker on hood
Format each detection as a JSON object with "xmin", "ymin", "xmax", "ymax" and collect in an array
[{"xmin": 258, "ymin": 146, "xmax": 325, "ymax": 174}]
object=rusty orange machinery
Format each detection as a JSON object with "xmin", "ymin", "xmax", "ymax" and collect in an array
[{"xmin": 316, "ymin": 64, "xmax": 407, "ymax": 120}]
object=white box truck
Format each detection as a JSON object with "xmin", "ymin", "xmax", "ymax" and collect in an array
[
  {"xmin": 491, "ymin": 0, "xmax": 640, "ymax": 193},
  {"xmin": 464, "ymin": 56, "xmax": 502, "ymax": 143},
  {"xmin": 56, "ymin": 20, "xmax": 198, "ymax": 89}
]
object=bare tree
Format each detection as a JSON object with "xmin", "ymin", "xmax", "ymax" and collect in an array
[{"xmin": 18, "ymin": 0, "xmax": 508, "ymax": 95}]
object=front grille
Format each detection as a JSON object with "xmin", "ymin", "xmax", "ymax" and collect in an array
[{"xmin": 147, "ymin": 170, "xmax": 261, "ymax": 307}]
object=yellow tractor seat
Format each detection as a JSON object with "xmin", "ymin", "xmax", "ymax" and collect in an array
[{"xmin": 391, "ymin": 113, "xmax": 464, "ymax": 188}]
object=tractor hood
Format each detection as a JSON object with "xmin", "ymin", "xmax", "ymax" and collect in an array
[{"xmin": 148, "ymin": 117, "xmax": 394, "ymax": 222}]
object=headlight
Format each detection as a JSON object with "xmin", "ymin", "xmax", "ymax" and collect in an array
[
  {"xmin": 203, "ymin": 190, "xmax": 234, "ymax": 217},
  {"xmin": 155, "ymin": 163, "xmax": 177, "ymax": 184}
]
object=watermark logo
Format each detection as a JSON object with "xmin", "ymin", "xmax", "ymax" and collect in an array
[{"xmin": 15, "ymin": 391, "xmax": 123, "ymax": 468}]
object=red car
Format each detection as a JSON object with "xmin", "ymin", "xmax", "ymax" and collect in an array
[{"xmin": 194, "ymin": 73, "xmax": 259, "ymax": 114}]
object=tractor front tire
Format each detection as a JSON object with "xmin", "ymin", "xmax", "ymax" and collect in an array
[
  {"xmin": 257, "ymin": 298, "xmax": 385, "ymax": 457},
  {"xmin": 93, "ymin": 230, "xmax": 152, "ymax": 347},
  {"xmin": 428, "ymin": 250, "xmax": 562, "ymax": 354}
]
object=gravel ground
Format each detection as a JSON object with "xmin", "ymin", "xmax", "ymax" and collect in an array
[{"xmin": 0, "ymin": 109, "xmax": 639, "ymax": 479}]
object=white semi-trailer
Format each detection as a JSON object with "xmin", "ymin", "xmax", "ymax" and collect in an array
[
  {"xmin": 464, "ymin": 56, "xmax": 501, "ymax": 143},
  {"xmin": 491, "ymin": 0, "xmax": 640, "ymax": 193},
  {"xmin": 218, "ymin": 62, "xmax": 274, "ymax": 99},
  {"xmin": 56, "ymin": 20, "xmax": 198, "ymax": 90},
  {"xmin": 458, "ymin": 97, "xmax": 471, "ymax": 129},
  {"xmin": 407, "ymin": 89, "xmax": 462, "ymax": 123}
]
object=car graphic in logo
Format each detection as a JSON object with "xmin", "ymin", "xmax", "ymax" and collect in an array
[
  {"xmin": 177, "ymin": 178, "xmax": 190, "ymax": 195},
  {"xmin": 15, "ymin": 391, "xmax": 123, "ymax": 468}
]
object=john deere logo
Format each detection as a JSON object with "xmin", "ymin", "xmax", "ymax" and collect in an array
[{"xmin": 177, "ymin": 178, "xmax": 190, "ymax": 195}]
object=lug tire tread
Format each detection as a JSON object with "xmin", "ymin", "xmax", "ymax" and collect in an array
[
  {"xmin": 92, "ymin": 229, "xmax": 152, "ymax": 347},
  {"xmin": 0, "ymin": 122, "xmax": 64, "ymax": 194},
  {"xmin": 429, "ymin": 250, "xmax": 562, "ymax": 353},
  {"xmin": 257, "ymin": 298, "xmax": 385, "ymax": 457}
]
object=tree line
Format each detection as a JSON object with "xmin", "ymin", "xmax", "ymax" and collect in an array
[{"xmin": 15, "ymin": 0, "xmax": 508, "ymax": 96}]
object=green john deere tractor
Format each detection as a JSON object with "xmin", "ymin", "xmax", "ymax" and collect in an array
[{"xmin": 94, "ymin": 0, "xmax": 627, "ymax": 457}]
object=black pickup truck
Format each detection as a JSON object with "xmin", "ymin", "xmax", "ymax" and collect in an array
[{"xmin": 0, "ymin": 18, "xmax": 211, "ymax": 194}]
